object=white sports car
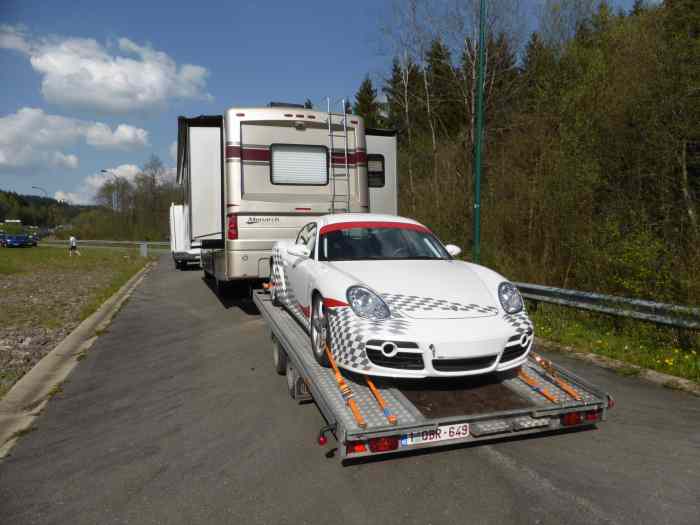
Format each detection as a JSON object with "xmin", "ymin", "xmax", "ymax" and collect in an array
[{"xmin": 271, "ymin": 214, "xmax": 533, "ymax": 378}]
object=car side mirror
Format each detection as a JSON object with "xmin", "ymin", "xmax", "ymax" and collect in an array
[
  {"xmin": 445, "ymin": 244, "xmax": 462, "ymax": 258},
  {"xmin": 287, "ymin": 244, "xmax": 311, "ymax": 258}
]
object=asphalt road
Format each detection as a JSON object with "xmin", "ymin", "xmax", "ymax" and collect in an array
[{"xmin": 1, "ymin": 258, "xmax": 698, "ymax": 525}]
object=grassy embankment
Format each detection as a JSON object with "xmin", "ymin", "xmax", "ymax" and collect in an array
[
  {"xmin": 529, "ymin": 302, "xmax": 699, "ymax": 384},
  {"xmin": 0, "ymin": 246, "xmax": 152, "ymax": 397}
]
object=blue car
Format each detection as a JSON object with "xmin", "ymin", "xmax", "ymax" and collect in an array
[{"xmin": 4, "ymin": 234, "xmax": 33, "ymax": 247}]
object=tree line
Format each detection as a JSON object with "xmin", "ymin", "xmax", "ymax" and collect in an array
[
  {"xmin": 1, "ymin": 155, "xmax": 179, "ymax": 241},
  {"xmin": 74, "ymin": 155, "xmax": 179, "ymax": 241},
  {"xmin": 352, "ymin": 0, "xmax": 699, "ymax": 305}
]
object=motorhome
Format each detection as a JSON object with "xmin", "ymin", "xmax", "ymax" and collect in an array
[
  {"xmin": 176, "ymin": 103, "xmax": 398, "ymax": 291},
  {"xmin": 169, "ymin": 203, "xmax": 201, "ymax": 269}
]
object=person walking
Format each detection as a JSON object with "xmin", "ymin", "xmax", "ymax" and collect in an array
[{"xmin": 68, "ymin": 235, "xmax": 81, "ymax": 256}]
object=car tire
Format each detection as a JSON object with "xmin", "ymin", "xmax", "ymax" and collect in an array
[
  {"xmin": 310, "ymin": 294, "xmax": 330, "ymax": 367},
  {"xmin": 272, "ymin": 336, "xmax": 287, "ymax": 375}
]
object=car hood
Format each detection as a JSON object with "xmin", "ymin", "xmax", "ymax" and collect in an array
[{"xmin": 327, "ymin": 260, "xmax": 500, "ymax": 319}]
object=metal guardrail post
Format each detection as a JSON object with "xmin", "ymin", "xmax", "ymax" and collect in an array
[{"xmin": 140, "ymin": 242, "xmax": 148, "ymax": 257}]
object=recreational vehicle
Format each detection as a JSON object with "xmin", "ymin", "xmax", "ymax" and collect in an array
[{"xmin": 176, "ymin": 103, "xmax": 397, "ymax": 291}]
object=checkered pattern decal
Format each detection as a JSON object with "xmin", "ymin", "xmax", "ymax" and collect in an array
[
  {"xmin": 327, "ymin": 307, "xmax": 411, "ymax": 371},
  {"xmin": 271, "ymin": 246, "xmax": 308, "ymax": 329},
  {"xmin": 503, "ymin": 311, "xmax": 533, "ymax": 335},
  {"xmin": 381, "ymin": 293, "xmax": 499, "ymax": 316}
]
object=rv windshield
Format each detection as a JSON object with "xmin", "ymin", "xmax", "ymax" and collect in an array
[{"xmin": 318, "ymin": 226, "xmax": 449, "ymax": 261}]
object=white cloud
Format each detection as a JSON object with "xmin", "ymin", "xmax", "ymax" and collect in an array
[
  {"xmin": 0, "ymin": 107, "xmax": 148, "ymax": 173},
  {"xmin": 53, "ymin": 190, "xmax": 82, "ymax": 204},
  {"xmin": 169, "ymin": 141, "xmax": 177, "ymax": 162},
  {"xmin": 0, "ymin": 25, "xmax": 212, "ymax": 113}
]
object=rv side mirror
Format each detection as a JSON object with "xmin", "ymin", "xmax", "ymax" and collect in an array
[
  {"xmin": 287, "ymin": 245, "xmax": 311, "ymax": 259},
  {"xmin": 445, "ymin": 244, "xmax": 462, "ymax": 258}
]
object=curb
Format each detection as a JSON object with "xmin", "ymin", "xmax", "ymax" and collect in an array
[
  {"xmin": 0, "ymin": 262, "xmax": 155, "ymax": 458},
  {"xmin": 536, "ymin": 337, "xmax": 700, "ymax": 397}
]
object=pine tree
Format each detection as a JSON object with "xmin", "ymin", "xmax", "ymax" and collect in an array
[{"xmin": 353, "ymin": 76, "xmax": 381, "ymax": 128}]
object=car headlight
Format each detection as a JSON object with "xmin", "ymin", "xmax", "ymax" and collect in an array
[
  {"xmin": 498, "ymin": 282, "xmax": 523, "ymax": 314},
  {"xmin": 346, "ymin": 286, "xmax": 391, "ymax": 320}
]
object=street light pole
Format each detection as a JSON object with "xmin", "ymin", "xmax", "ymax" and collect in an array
[
  {"xmin": 101, "ymin": 169, "xmax": 119, "ymax": 211},
  {"xmin": 472, "ymin": 0, "xmax": 487, "ymax": 264},
  {"xmin": 32, "ymin": 185, "xmax": 49, "ymax": 198}
]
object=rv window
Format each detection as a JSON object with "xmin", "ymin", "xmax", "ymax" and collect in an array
[
  {"xmin": 367, "ymin": 154, "xmax": 385, "ymax": 188},
  {"xmin": 271, "ymin": 144, "xmax": 328, "ymax": 185}
]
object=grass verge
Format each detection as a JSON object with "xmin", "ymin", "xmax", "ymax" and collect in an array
[
  {"xmin": 0, "ymin": 246, "xmax": 153, "ymax": 398},
  {"xmin": 529, "ymin": 301, "xmax": 699, "ymax": 383}
]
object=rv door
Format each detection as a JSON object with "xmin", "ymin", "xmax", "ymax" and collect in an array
[{"xmin": 365, "ymin": 129, "xmax": 398, "ymax": 215}]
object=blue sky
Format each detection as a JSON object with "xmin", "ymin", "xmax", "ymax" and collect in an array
[{"xmin": 0, "ymin": 0, "xmax": 636, "ymax": 203}]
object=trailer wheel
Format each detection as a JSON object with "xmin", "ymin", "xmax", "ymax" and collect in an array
[
  {"xmin": 286, "ymin": 361, "xmax": 297, "ymax": 399},
  {"xmin": 273, "ymin": 338, "xmax": 288, "ymax": 375},
  {"xmin": 310, "ymin": 294, "xmax": 331, "ymax": 367}
]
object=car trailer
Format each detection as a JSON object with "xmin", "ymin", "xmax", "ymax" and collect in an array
[{"xmin": 253, "ymin": 290, "xmax": 614, "ymax": 463}]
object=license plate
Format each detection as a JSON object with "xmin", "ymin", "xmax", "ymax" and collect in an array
[{"xmin": 400, "ymin": 423, "xmax": 470, "ymax": 447}]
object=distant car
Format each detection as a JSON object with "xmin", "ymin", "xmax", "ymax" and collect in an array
[
  {"xmin": 4, "ymin": 234, "xmax": 33, "ymax": 248},
  {"xmin": 271, "ymin": 213, "xmax": 534, "ymax": 379},
  {"xmin": 27, "ymin": 234, "xmax": 38, "ymax": 246}
]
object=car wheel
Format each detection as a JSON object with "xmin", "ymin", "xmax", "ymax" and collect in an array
[{"xmin": 310, "ymin": 294, "xmax": 330, "ymax": 367}]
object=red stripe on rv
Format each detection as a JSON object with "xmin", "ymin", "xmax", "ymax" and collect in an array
[
  {"xmin": 319, "ymin": 221, "xmax": 431, "ymax": 235},
  {"xmin": 323, "ymin": 298, "xmax": 349, "ymax": 308},
  {"xmin": 225, "ymin": 146, "xmax": 271, "ymax": 161},
  {"xmin": 299, "ymin": 303, "xmax": 311, "ymax": 318},
  {"xmin": 331, "ymin": 151, "xmax": 367, "ymax": 165}
]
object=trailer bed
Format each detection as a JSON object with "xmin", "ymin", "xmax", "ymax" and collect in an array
[{"xmin": 253, "ymin": 290, "xmax": 612, "ymax": 461}]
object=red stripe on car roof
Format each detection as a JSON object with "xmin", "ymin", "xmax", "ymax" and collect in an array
[{"xmin": 319, "ymin": 221, "xmax": 431, "ymax": 235}]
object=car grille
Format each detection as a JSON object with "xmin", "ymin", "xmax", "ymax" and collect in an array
[
  {"xmin": 431, "ymin": 355, "xmax": 498, "ymax": 372},
  {"xmin": 365, "ymin": 340, "xmax": 424, "ymax": 370}
]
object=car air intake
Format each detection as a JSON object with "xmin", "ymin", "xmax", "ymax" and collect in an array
[
  {"xmin": 365, "ymin": 340, "xmax": 423, "ymax": 370},
  {"xmin": 432, "ymin": 355, "xmax": 498, "ymax": 372}
]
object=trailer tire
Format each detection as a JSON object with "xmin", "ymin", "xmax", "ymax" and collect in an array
[
  {"xmin": 310, "ymin": 294, "xmax": 331, "ymax": 367},
  {"xmin": 273, "ymin": 338, "xmax": 287, "ymax": 375},
  {"xmin": 286, "ymin": 361, "xmax": 297, "ymax": 399}
]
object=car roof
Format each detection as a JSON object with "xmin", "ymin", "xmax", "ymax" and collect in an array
[{"xmin": 316, "ymin": 213, "xmax": 426, "ymax": 229}]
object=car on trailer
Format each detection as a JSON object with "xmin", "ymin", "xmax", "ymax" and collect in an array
[{"xmin": 271, "ymin": 213, "xmax": 533, "ymax": 379}]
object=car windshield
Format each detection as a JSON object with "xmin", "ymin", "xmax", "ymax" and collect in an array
[{"xmin": 318, "ymin": 225, "xmax": 450, "ymax": 261}]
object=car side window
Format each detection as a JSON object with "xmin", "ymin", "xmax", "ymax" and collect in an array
[
  {"xmin": 296, "ymin": 222, "xmax": 316, "ymax": 250},
  {"xmin": 306, "ymin": 224, "xmax": 317, "ymax": 259}
]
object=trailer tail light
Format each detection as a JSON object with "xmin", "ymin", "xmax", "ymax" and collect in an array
[
  {"xmin": 227, "ymin": 213, "xmax": 238, "ymax": 240},
  {"xmin": 346, "ymin": 441, "xmax": 367, "ymax": 455},
  {"xmin": 607, "ymin": 395, "xmax": 615, "ymax": 410},
  {"xmin": 561, "ymin": 412, "xmax": 583, "ymax": 426},
  {"xmin": 585, "ymin": 410, "xmax": 601, "ymax": 423},
  {"xmin": 368, "ymin": 436, "xmax": 399, "ymax": 453}
]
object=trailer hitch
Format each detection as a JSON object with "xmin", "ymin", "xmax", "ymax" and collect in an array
[{"xmin": 318, "ymin": 423, "xmax": 337, "ymax": 446}]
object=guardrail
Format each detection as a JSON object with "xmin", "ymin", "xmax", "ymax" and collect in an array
[
  {"xmin": 41, "ymin": 239, "xmax": 169, "ymax": 256},
  {"xmin": 515, "ymin": 282, "xmax": 700, "ymax": 330}
]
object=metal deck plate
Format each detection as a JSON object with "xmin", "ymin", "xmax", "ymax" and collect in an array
[
  {"xmin": 257, "ymin": 293, "xmax": 423, "ymax": 433},
  {"xmin": 502, "ymin": 359, "xmax": 601, "ymax": 407}
]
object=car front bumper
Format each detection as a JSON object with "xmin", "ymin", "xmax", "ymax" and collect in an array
[{"xmin": 327, "ymin": 307, "xmax": 534, "ymax": 378}]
